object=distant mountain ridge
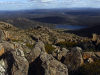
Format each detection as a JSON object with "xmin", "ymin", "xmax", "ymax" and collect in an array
[{"xmin": 0, "ymin": 8, "xmax": 100, "ymax": 29}]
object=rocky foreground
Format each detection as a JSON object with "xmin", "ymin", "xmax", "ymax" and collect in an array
[{"xmin": 0, "ymin": 22, "xmax": 100, "ymax": 75}]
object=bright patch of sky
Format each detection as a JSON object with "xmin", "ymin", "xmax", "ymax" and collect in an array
[{"xmin": 0, "ymin": 0, "xmax": 100, "ymax": 10}]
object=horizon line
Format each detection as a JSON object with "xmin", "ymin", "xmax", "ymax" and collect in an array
[{"xmin": 0, "ymin": 7, "xmax": 100, "ymax": 11}]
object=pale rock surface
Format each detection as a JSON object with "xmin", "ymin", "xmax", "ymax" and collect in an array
[{"xmin": 40, "ymin": 52, "xmax": 68, "ymax": 75}]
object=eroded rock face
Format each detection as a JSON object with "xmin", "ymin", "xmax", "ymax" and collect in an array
[
  {"xmin": 40, "ymin": 52, "xmax": 68, "ymax": 75},
  {"xmin": 11, "ymin": 49, "xmax": 29, "ymax": 75},
  {"xmin": 0, "ymin": 42, "xmax": 29, "ymax": 75},
  {"xmin": 64, "ymin": 47, "xmax": 84, "ymax": 71}
]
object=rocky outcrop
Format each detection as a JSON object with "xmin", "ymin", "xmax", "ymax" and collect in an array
[
  {"xmin": 0, "ymin": 39, "xmax": 69, "ymax": 75},
  {"xmin": 0, "ymin": 42, "xmax": 29, "ymax": 75},
  {"xmin": 28, "ymin": 41, "xmax": 69, "ymax": 75},
  {"xmin": 0, "ymin": 22, "xmax": 17, "ymax": 30},
  {"xmin": 1, "ymin": 23, "xmax": 100, "ymax": 75},
  {"xmin": 40, "ymin": 52, "xmax": 68, "ymax": 75},
  {"xmin": 52, "ymin": 47, "xmax": 69, "ymax": 61},
  {"xmin": 82, "ymin": 52, "xmax": 100, "ymax": 63}
]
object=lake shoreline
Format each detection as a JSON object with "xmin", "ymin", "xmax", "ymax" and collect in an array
[{"xmin": 55, "ymin": 25, "xmax": 88, "ymax": 30}]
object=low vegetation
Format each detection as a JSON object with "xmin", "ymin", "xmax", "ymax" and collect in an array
[
  {"xmin": 70, "ymin": 60, "xmax": 100, "ymax": 75},
  {"xmin": 56, "ymin": 41, "xmax": 78, "ymax": 49},
  {"xmin": 45, "ymin": 44, "xmax": 55, "ymax": 54},
  {"xmin": 11, "ymin": 39, "xmax": 22, "ymax": 42},
  {"xmin": 26, "ymin": 43, "xmax": 34, "ymax": 49}
]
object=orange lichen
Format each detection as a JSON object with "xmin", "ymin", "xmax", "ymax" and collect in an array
[{"xmin": 0, "ymin": 47, "xmax": 4, "ymax": 56}]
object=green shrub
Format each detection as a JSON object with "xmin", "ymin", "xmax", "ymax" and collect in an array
[
  {"xmin": 56, "ymin": 41, "xmax": 77, "ymax": 48},
  {"xmin": 78, "ymin": 41, "xmax": 96, "ymax": 52},
  {"xmin": 12, "ymin": 39, "xmax": 21, "ymax": 42},
  {"xmin": 45, "ymin": 44, "xmax": 55, "ymax": 54},
  {"xmin": 49, "ymin": 37, "xmax": 57, "ymax": 43},
  {"xmin": 26, "ymin": 43, "xmax": 34, "ymax": 49},
  {"xmin": 70, "ymin": 60, "xmax": 100, "ymax": 75}
]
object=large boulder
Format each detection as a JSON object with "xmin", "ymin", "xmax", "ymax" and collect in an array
[
  {"xmin": 40, "ymin": 52, "xmax": 68, "ymax": 75},
  {"xmin": 92, "ymin": 34, "xmax": 98, "ymax": 41},
  {"xmin": 92, "ymin": 33, "xmax": 100, "ymax": 45},
  {"xmin": 64, "ymin": 47, "xmax": 84, "ymax": 71}
]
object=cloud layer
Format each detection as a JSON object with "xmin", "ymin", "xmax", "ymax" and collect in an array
[{"xmin": 0, "ymin": 0, "xmax": 100, "ymax": 10}]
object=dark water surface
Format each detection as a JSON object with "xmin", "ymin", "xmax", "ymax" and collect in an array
[{"xmin": 55, "ymin": 25, "xmax": 88, "ymax": 30}]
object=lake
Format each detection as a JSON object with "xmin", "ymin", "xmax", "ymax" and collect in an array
[{"xmin": 55, "ymin": 25, "xmax": 87, "ymax": 30}]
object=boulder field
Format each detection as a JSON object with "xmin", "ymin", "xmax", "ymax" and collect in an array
[{"xmin": 0, "ymin": 22, "xmax": 100, "ymax": 75}]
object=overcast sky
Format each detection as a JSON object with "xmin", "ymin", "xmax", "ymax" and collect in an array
[{"xmin": 0, "ymin": 0, "xmax": 100, "ymax": 10}]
